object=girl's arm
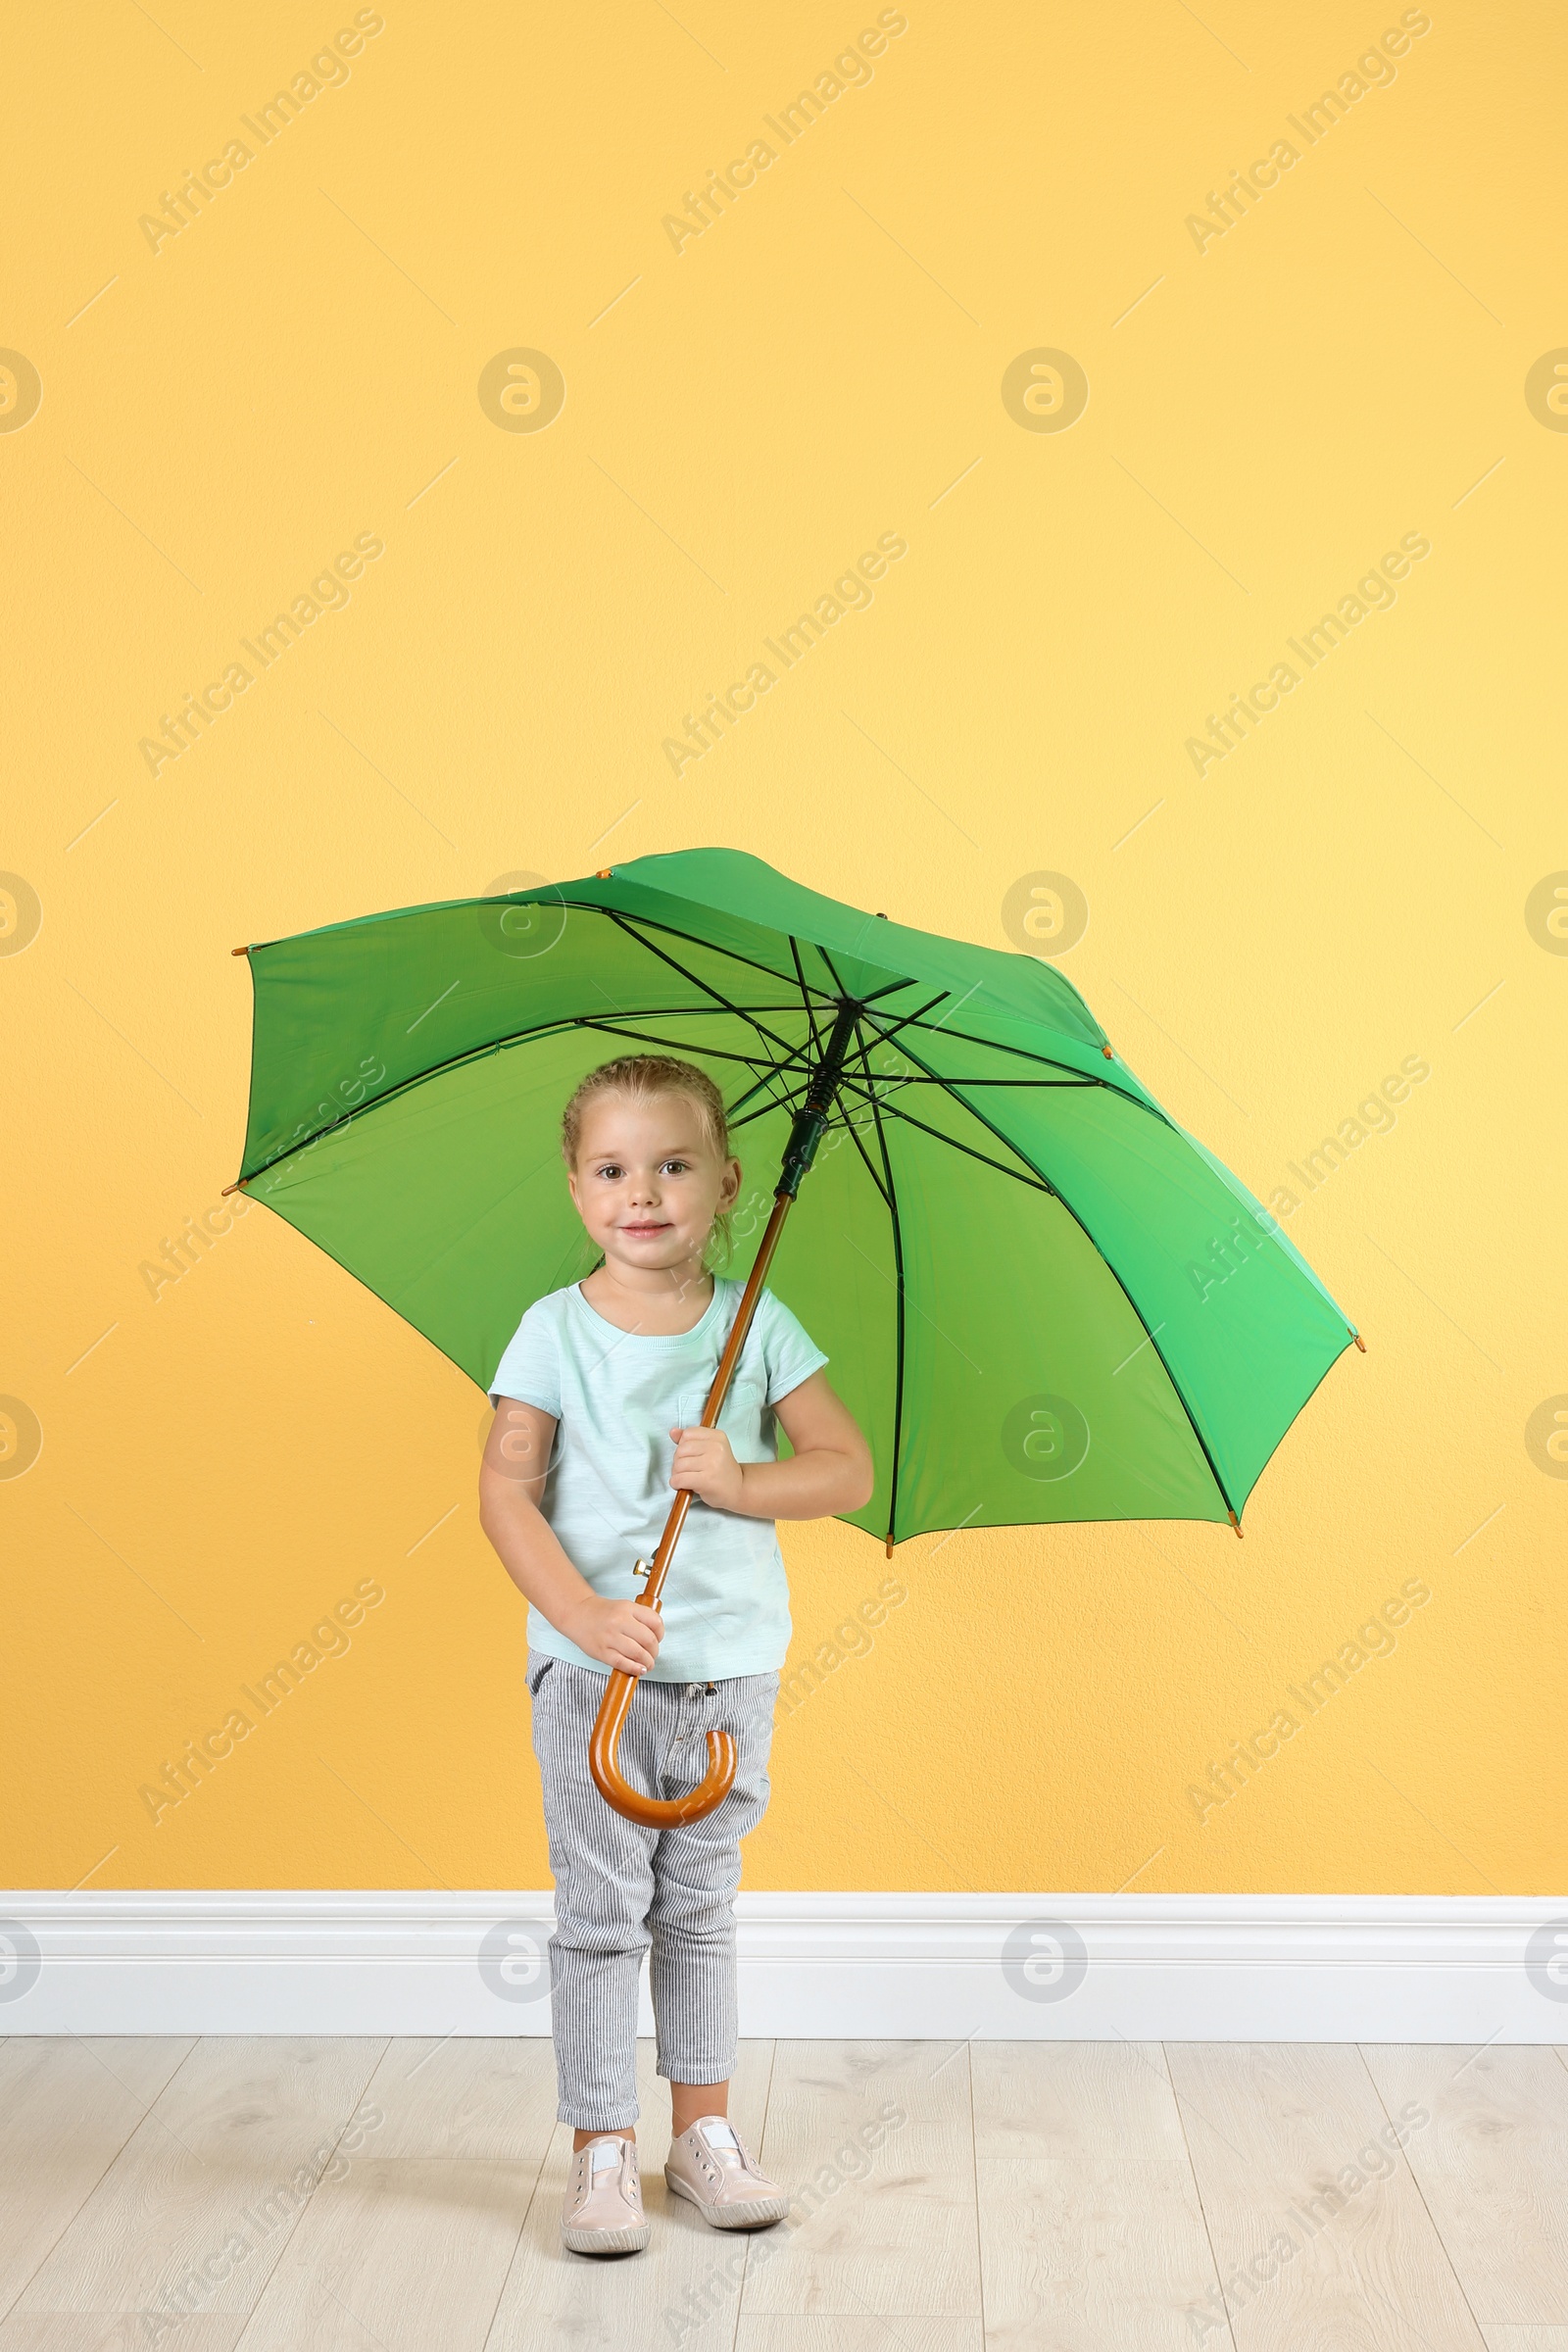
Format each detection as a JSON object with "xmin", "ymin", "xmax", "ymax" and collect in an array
[
  {"xmin": 669, "ymin": 1368, "xmax": 874, "ymax": 1520},
  {"xmin": 478, "ymin": 1399, "xmax": 663, "ymax": 1677}
]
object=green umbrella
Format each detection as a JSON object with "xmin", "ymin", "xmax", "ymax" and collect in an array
[{"xmin": 228, "ymin": 846, "xmax": 1359, "ymax": 1816}]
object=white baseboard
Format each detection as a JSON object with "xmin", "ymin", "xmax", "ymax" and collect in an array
[{"xmin": 3, "ymin": 1892, "xmax": 1565, "ymax": 2042}]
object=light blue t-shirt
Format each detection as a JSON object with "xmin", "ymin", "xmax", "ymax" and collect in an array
[{"xmin": 488, "ymin": 1275, "xmax": 830, "ymax": 1681}]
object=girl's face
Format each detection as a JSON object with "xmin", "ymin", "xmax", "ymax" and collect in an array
[{"xmin": 566, "ymin": 1090, "xmax": 741, "ymax": 1281}]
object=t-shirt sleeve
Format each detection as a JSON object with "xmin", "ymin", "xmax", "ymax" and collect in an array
[
  {"xmin": 760, "ymin": 1288, "xmax": 830, "ymax": 1406},
  {"xmin": 488, "ymin": 1298, "xmax": 562, "ymax": 1415}
]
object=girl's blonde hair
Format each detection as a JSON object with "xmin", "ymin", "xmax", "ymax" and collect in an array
[{"xmin": 562, "ymin": 1054, "xmax": 737, "ymax": 1270}]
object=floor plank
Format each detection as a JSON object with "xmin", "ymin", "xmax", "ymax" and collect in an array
[
  {"xmin": 1164, "ymin": 2042, "xmax": 1487, "ymax": 2351},
  {"xmin": 982, "ymin": 2156, "xmax": 1234, "ymax": 2351},
  {"xmin": 737, "ymin": 2325, "xmax": 983, "ymax": 2350},
  {"xmin": 0, "ymin": 2319, "xmax": 243, "ymax": 2352},
  {"xmin": 228, "ymin": 2155, "xmax": 536, "ymax": 2351},
  {"xmin": 971, "ymin": 2040, "xmax": 1192, "ymax": 2161},
  {"xmin": 0, "ymin": 2039, "xmax": 197, "ymax": 2323},
  {"xmin": 971, "ymin": 2043, "xmax": 1230, "ymax": 2349},
  {"xmin": 231, "ymin": 2034, "xmax": 571, "ymax": 2351},
  {"xmin": 6, "ymin": 2038, "xmax": 384, "ymax": 2344},
  {"xmin": 737, "ymin": 2041, "xmax": 981, "ymax": 2322},
  {"xmin": 1359, "ymin": 2046, "xmax": 1568, "ymax": 2327},
  {"xmin": 360, "ymin": 2036, "xmax": 559, "ymax": 2161}
]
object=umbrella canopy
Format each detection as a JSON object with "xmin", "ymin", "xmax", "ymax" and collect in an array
[{"xmin": 231, "ymin": 846, "xmax": 1357, "ymax": 1543}]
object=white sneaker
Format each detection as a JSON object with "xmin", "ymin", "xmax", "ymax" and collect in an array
[
  {"xmin": 561, "ymin": 2133, "xmax": 650, "ymax": 2255},
  {"xmin": 664, "ymin": 2115, "xmax": 790, "ymax": 2230}
]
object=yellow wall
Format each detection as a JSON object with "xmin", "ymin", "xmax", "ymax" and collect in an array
[{"xmin": 6, "ymin": 1, "xmax": 1562, "ymax": 1898}]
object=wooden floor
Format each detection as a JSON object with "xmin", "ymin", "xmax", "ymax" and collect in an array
[{"xmin": 2, "ymin": 2036, "xmax": 1567, "ymax": 2348}]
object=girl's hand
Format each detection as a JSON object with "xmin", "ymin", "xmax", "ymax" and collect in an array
[
  {"xmin": 566, "ymin": 1594, "xmax": 664, "ymax": 1677},
  {"xmin": 668, "ymin": 1424, "xmax": 746, "ymax": 1512}
]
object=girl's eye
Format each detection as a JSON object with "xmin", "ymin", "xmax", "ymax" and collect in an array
[{"xmin": 661, "ymin": 1159, "xmax": 689, "ymax": 1174}]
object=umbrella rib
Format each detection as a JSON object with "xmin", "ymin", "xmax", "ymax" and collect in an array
[
  {"xmin": 799, "ymin": 936, "xmax": 930, "ymax": 1030},
  {"xmin": 865, "ymin": 1004, "xmax": 1175, "ymax": 1121},
  {"xmin": 596, "ymin": 908, "xmax": 835, "ymax": 1056},
  {"xmin": 569, "ymin": 1018, "xmax": 806, "ymax": 1073},
  {"xmin": 851, "ymin": 988, "xmax": 954, "ymax": 1053},
  {"xmin": 849, "ymin": 1010, "xmax": 907, "ymax": 1554},
  {"xmin": 725, "ymin": 1069, "xmax": 820, "ymax": 1135},
  {"xmin": 240, "ymin": 1005, "xmax": 808, "ymax": 1183},
  {"xmin": 858, "ymin": 974, "xmax": 924, "ymax": 1005},
  {"xmin": 593, "ymin": 1003, "xmax": 810, "ymax": 1016},
  {"xmin": 863, "ymin": 1024, "xmax": 1241, "ymax": 1524},
  {"xmin": 727, "ymin": 1054, "xmax": 822, "ymax": 1131},
  {"xmin": 787, "ymin": 935, "xmax": 826, "ymax": 1062},
  {"xmin": 831, "ymin": 1076, "xmax": 1060, "ymax": 1197},
  {"xmin": 843, "ymin": 1075, "xmax": 1101, "ymax": 1087},
  {"xmin": 615, "ymin": 906, "xmax": 846, "ymax": 1003},
  {"xmin": 818, "ymin": 1081, "xmax": 894, "ymax": 1213},
  {"xmin": 726, "ymin": 1070, "xmax": 881, "ymax": 1184},
  {"xmin": 595, "ymin": 912, "xmax": 808, "ymax": 1063},
  {"xmin": 814, "ymin": 942, "xmax": 856, "ymax": 1003},
  {"xmin": 242, "ymin": 1010, "xmax": 600, "ymax": 1182},
  {"xmin": 872, "ymin": 1009, "xmax": 1106, "ymax": 1079}
]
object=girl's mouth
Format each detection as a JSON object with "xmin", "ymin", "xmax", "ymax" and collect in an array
[{"xmin": 622, "ymin": 1221, "xmax": 670, "ymax": 1236}]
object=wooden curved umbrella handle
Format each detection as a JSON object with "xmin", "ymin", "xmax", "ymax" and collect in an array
[{"xmin": 587, "ymin": 1658, "xmax": 738, "ymax": 1828}]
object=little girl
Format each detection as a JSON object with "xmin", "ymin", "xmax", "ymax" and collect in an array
[{"xmin": 479, "ymin": 1052, "xmax": 873, "ymax": 2256}]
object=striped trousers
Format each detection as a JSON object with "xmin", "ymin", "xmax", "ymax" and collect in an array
[{"xmin": 525, "ymin": 1645, "xmax": 780, "ymax": 2130}]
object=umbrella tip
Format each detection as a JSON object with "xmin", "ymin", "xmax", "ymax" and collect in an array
[
  {"xmin": 1352, "ymin": 1331, "xmax": 1366, "ymax": 1352},
  {"xmin": 596, "ymin": 867, "xmax": 613, "ymax": 878},
  {"xmin": 231, "ymin": 944, "xmax": 251, "ymax": 956},
  {"xmin": 1228, "ymin": 1508, "xmax": 1243, "ymax": 1539},
  {"xmin": 884, "ymin": 1534, "xmax": 895, "ymax": 1556},
  {"xmin": 220, "ymin": 1179, "xmax": 246, "ymax": 1198},
  {"xmin": 1102, "ymin": 1043, "xmax": 1114, "ymax": 1058}
]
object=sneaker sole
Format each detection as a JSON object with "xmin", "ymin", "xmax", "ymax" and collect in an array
[
  {"xmin": 664, "ymin": 2167, "xmax": 791, "ymax": 2230},
  {"xmin": 561, "ymin": 2216, "xmax": 651, "ymax": 2255}
]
